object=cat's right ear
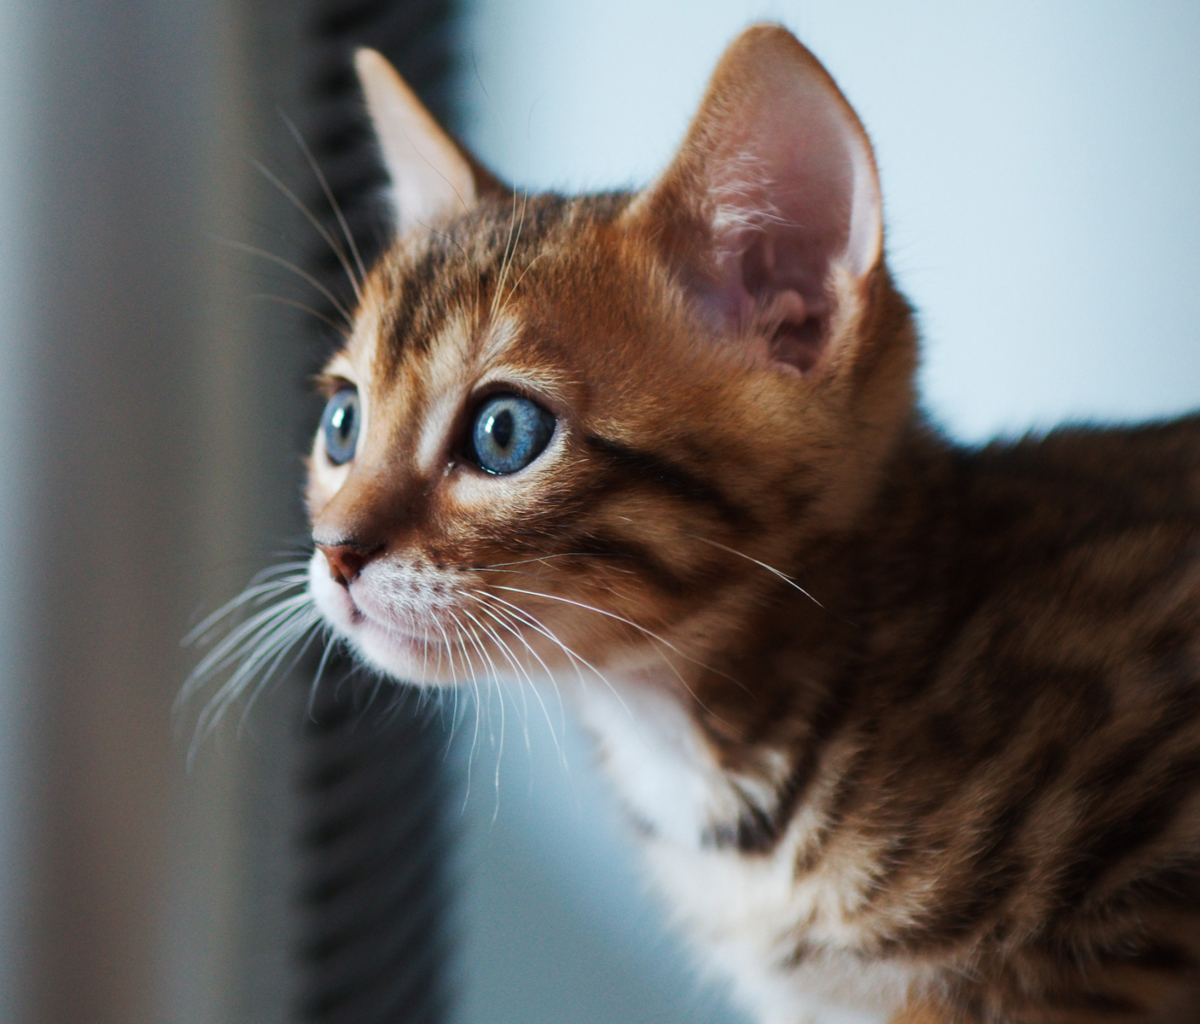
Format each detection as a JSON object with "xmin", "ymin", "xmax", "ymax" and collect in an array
[
  {"xmin": 355, "ymin": 49, "xmax": 500, "ymax": 234},
  {"xmin": 623, "ymin": 26, "xmax": 883, "ymax": 377}
]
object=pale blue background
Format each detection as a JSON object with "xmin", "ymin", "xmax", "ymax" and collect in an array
[{"xmin": 451, "ymin": 3, "xmax": 1200, "ymax": 1024}]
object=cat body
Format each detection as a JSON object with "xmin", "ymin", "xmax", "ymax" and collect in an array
[
  {"xmin": 582, "ymin": 414, "xmax": 1200, "ymax": 1024},
  {"xmin": 298, "ymin": 29, "xmax": 1200, "ymax": 1024}
]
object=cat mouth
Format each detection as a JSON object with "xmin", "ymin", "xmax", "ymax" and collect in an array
[
  {"xmin": 311, "ymin": 566, "xmax": 442, "ymax": 647},
  {"xmin": 343, "ymin": 586, "xmax": 464, "ymax": 654}
]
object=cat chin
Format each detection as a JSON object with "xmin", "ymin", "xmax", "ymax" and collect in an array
[{"xmin": 307, "ymin": 552, "xmax": 463, "ymax": 687}]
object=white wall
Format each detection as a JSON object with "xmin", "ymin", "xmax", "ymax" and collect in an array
[
  {"xmin": 462, "ymin": 0, "xmax": 1200, "ymax": 440},
  {"xmin": 454, "ymin": 3, "xmax": 1200, "ymax": 1023}
]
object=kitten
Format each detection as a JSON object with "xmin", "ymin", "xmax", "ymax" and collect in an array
[{"xmin": 297, "ymin": 25, "xmax": 1200, "ymax": 1024}]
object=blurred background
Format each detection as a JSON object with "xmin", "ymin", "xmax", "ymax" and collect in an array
[{"xmin": 1, "ymin": 1, "xmax": 1198, "ymax": 1023}]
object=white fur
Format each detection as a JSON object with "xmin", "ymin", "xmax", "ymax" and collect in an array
[{"xmin": 575, "ymin": 671, "xmax": 906, "ymax": 1024}]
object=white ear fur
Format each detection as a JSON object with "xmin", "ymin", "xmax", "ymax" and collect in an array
[
  {"xmin": 627, "ymin": 26, "xmax": 882, "ymax": 375},
  {"xmin": 355, "ymin": 48, "xmax": 477, "ymax": 234}
]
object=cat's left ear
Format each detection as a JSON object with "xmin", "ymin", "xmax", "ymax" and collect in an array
[
  {"xmin": 624, "ymin": 25, "xmax": 882, "ymax": 375},
  {"xmin": 356, "ymin": 49, "xmax": 501, "ymax": 234}
]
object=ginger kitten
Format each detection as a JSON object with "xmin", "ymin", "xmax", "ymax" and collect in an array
[{"xmin": 289, "ymin": 25, "xmax": 1200, "ymax": 1024}]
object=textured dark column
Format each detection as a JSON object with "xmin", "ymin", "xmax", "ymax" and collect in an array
[{"xmin": 296, "ymin": 3, "xmax": 460, "ymax": 1023}]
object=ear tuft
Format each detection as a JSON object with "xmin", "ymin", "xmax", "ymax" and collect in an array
[
  {"xmin": 625, "ymin": 25, "xmax": 882, "ymax": 376},
  {"xmin": 355, "ymin": 48, "xmax": 479, "ymax": 234}
]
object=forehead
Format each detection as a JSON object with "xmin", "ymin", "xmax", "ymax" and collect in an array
[{"xmin": 352, "ymin": 190, "xmax": 633, "ymax": 379}]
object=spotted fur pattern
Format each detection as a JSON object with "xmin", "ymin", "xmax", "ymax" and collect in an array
[{"xmin": 302, "ymin": 26, "xmax": 1200, "ymax": 1024}]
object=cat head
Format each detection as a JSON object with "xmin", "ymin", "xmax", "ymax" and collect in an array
[{"xmin": 306, "ymin": 26, "xmax": 917, "ymax": 691}]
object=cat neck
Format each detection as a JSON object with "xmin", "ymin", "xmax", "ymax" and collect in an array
[{"xmin": 571, "ymin": 419, "xmax": 956, "ymax": 850}]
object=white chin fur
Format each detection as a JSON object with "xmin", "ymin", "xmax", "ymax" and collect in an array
[{"xmin": 306, "ymin": 550, "xmax": 465, "ymax": 686}]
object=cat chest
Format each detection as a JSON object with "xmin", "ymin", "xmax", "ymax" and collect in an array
[
  {"xmin": 640, "ymin": 837, "xmax": 914, "ymax": 1021},
  {"xmin": 577, "ymin": 683, "xmax": 914, "ymax": 1018}
]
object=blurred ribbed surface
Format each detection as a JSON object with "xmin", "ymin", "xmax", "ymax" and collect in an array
[
  {"xmin": 298, "ymin": 691, "xmax": 456, "ymax": 1024},
  {"xmin": 297, "ymin": 2, "xmax": 459, "ymax": 1022},
  {"xmin": 303, "ymin": 0, "xmax": 456, "ymax": 323}
]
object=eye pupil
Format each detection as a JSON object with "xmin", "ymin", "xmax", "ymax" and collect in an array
[
  {"xmin": 489, "ymin": 409, "xmax": 514, "ymax": 450},
  {"xmin": 470, "ymin": 394, "xmax": 555, "ymax": 475}
]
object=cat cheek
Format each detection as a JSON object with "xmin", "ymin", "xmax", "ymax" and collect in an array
[{"xmin": 306, "ymin": 456, "xmax": 353, "ymax": 514}]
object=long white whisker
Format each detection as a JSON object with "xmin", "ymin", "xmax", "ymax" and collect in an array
[
  {"xmin": 471, "ymin": 601, "xmax": 565, "ymax": 765},
  {"xmin": 463, "ymin": 606, "xmax": 536, "ymax": 756},
  {"xmin": 235, "ymin": 611, "xmax": 325, "ymax": 734},
  {"xmin": 688, "ymin": 534, "xmax": 822, "ymax": 607},
  {"xmin": 208, "ymin": 234, "xmax": 355, "ymax": 327},
  {"xmin": 188, "ymin": 601, "xmax": 322, "ymax": 762},
  {"xmin": 182, "ymin": 590, "xmax": 314, "ymax": 703},
  {"xmin": 279, "ymin": 112, "xmax": 369, "ymax": 288},
  {"xmin": 496, "ymin": 604, "xmax": 569, "ymax": 754},
  {"xmin": 489, "ymin": 585, "xmax": 748, "ymax": 727},
  {"xmin": 182, "ymin": 565, "xmax": 310, "ymax": 647},
  {"xmin": 306, "ymin": 628, "xmax": 340, "ymax": 720},
  {"xmin": 197, "ymin": 602, "xmax": 318, "ymax": 720},
  {"xmin": 247, "ymin": 154, "xmax": 363, "ymax": 304},
  {"xmin": 249, "ymin": 293, "xmax": 351, "ymax": 338},
  {"xmin": 479, "ymin": 592, "xmax": 630, "ymax": 717},
  {"xmin": 492, "ymin": 583, "xmax": 741, "ymax": 688}
]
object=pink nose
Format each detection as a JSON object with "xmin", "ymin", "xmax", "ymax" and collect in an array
[{"xmin": 314, "ymin": 541, "xmax": 380, "ymax": 587}]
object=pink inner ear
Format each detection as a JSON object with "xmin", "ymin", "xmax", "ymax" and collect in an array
[
  {"xmin": 701, "ymin": 100, "xmax": 877, "ymax": 374},
  {"xmin": 632, "ymin": 29, "xmax": 882, "ymax": 376},
  {"xmin": 757, "ymin": 288, "xmax": 821, "ymax": 375}
]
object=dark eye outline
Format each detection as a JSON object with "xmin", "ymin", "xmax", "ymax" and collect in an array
[
  {"xmin": 320, "ymin": 386, "xmax": 360, "ymax": 466},
  {"xmin": 466, "ymin": 392, "xmax": 557, "ymax": 475}
]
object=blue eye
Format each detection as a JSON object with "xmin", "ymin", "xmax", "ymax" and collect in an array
[
  {"xmin": 469, "ymin": 394, "xmax": 555, "ymax": 475},
  {"xmin": 321, "ymin": 388, "xmax": 359, "ymax": 465}
]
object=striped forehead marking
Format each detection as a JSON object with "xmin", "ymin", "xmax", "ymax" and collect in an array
[{"xmin": 368, "ymin": 191, "xmax": 634, "ymax": 377}]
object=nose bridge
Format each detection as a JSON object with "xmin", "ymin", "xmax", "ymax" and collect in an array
[{"xmin": 311, "ymin": 464, "xmax": 414, "ymax": 550}]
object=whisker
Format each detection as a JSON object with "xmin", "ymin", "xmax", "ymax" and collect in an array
[
  {"xmin": 182, "ymin": 590, "xmax": 314, "ymax": 703},
  {"xmin": 491, "ymin": 583, "xmax": 741, "ymax": 688},
  {"xmin": 462, "ymin": 606, "xmax": 535, "ymax": 756},
  {"xmin": 207, "ymin": 234, "xmax": 355, "ymax": 327},
  {"xmin": 278, "ymin": 111, "xmax": 369, "ymax": 289},
  {"xmin": 471, "ymin": 600, "xmax": 566, "ymax": 764},
  {"xmin": 477, "ymin": 592, "xmax": 630, "ymax": 717},
  {"xmin": 182, "ymin": 563, "xmax": 310, "ymax": 647},
  {"xmin": 490, "ymin": 182, "xmax": 531, "ymax": 322},
  {"xmin": 687, "ymin": 534, "xmax": 823, "ymax": 607},
  {"xmin": 249, "ymin": 293, "xmax": 351, "ymax": 338},
  {"xmin": 187, "ymin": 601, "xmax": 322, "ymax": 762},
  {"xmin": 247, "ymin": 154, "xmax": 363, "ymax": 304},
  {"xmin": 306, "ymin": 628, "xmax": 340, "ymax": 721},
  {"xmin": 235, "ymin": 610, "xmax": 325, "ymax": 735}
]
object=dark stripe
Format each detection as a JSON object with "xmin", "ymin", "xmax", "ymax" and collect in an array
[
  {"xmin": 378, "ymin": 242, "xmax": 453, "ymax": 369},
  {"xmin": 864, "ymin": 741, "xmax": 1067, "ymax": 915},
  {"xmin": 700, "ymin": 669, "xmax": 860, "ymax": 855},
  {"xmin": 795, "ymin": 745, "xmax": 870, "ymax": 875},
  {"xmin": 881, "ymin": 750, "xmax": 1069, "ymax": 949},
  {"xmin": 1041, "ymin": 987, "xmax": 1142, "ymax": 1017},
  {"xmin": 559, "ymin": 530, "xmax": 691, "ymax": 597},
  {"xmin": 1073, "ymin": 712, "xmax": 1193, "ymax": 801},
  {"xmin": 869, "ymin": 747, "xmax": 1068, "ymax": 950},
  {"xmin": 1057, "ymin": 743, "xmax": 1200, "ymax": 909},
  {"xmin": 1107, "ymin": 856, "xmax": 1200, "ymax": 910},
  {"xmin": 584, "ymin": 434, "xmax": 757, "ymax": 531},
  {"xmin": 1096, "ymin": 939, "xmax": 1193, "ymax": 973},
  {"xmin": 739, "ymin": 684, "xmax": 858, "ymax": 855}
]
